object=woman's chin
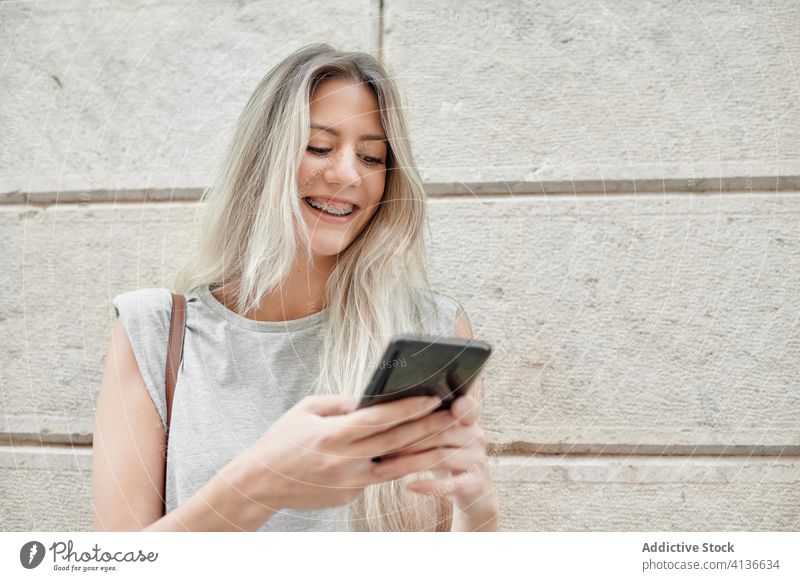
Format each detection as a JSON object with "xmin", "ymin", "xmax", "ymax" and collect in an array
[
  {"xmin": 299, "ymin": 223, "xmax": 360, "ymax": 258},
  {"xmin": 308, "ymin": 239, "xmax": 351, "ymax": 260}
]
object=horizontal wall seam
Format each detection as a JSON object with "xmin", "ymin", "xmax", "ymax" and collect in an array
[
  {"xmin": 2, "ymin": 175, "xmax": 799, "ymax": 207},
  {"xmin": 488, "ymin": 443, "xmax": 800, "ymax": 457},
  {"xmin": 2, "ymin": 439, "xmax": 799, "ymax": 458}
]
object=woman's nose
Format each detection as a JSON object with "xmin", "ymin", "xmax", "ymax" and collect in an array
[{"xmin": 325, "ymin": 148, "xmax": 362, "ymax": 187}]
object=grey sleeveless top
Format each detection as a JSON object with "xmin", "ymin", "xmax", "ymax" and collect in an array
[{"xmin": 111, "ymin": 285, "xmax": 462, "ymax": 531}]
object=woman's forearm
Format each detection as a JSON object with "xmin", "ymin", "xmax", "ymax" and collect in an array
[{"xmin": 142, "ymin": 458, "xmax": 277, "ymax": 532}]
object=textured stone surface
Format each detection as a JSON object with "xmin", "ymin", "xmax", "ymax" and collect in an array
[
  {"xmin": 493, "ymin": 456, "xmax": 800, "ymax": 531},
  {"xmin": 384, "ymin": 0, "xmax": 800, "ymax": 184},
  {"xmin": 427, "ymin": 192, "xmax": 800, "ymax": 451},
  {"xmin": 2, "ymin": 1, "xmax": 798, "ymax": 194},
  {"xmin": 0, "ymin": 0, "xmax": 377, "ymax": 194},
  {"xmin": 2, "ymin": 193, "xmax": 798, "ymax": 453},
  {"xmin": 0, "ymin": 446, "xmax": 92, "ymax": 531},
  {"xmin": 1, "ymin": 449, "xmax": 796, "ymax": 531},
  {"xmin": 0, "ymin": 201, "xmax": 199, "ymax": 444}
]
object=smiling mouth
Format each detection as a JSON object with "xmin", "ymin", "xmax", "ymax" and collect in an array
[{"xmin": 304, "ymin": 196, "xmax": 359, "ymax": 216}]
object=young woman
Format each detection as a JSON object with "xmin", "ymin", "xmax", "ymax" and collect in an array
[{"xmin": 92, "ymin": 43, "xmax": 499, "ymax": 532}]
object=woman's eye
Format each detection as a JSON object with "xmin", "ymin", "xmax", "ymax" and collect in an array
[
  {"xmin": 307, "ymin": 146, "xmax": 330, "ymax": 156},
  {"xmin": 307, "ymin": 146, "xmax": 384, "ymax": 165}
]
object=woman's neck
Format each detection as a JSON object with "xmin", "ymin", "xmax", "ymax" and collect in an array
[{"xmin": 212, "ymin": 253, "xmax": 337, "ymax": 322}]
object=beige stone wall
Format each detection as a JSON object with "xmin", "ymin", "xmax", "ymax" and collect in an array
[{"xmin": 1, "ymin": 0, "xmax": 798, "ymax": 531}]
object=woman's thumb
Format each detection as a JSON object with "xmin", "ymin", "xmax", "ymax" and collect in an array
[{"xmin": 301, "ymin": 394, "xmax": 358, "ymax": 417}]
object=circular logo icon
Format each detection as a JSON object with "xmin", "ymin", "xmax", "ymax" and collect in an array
[{"xmin": 20, "ymin": 541, "xmax": 46, "ymax": 569}]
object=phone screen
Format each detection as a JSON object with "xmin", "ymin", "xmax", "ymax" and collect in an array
[{"xmin": 357, "ymin": 334, "xmax": 492, "ymax": 411}]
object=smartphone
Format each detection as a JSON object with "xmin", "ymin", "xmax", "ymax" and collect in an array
[{"xmin": 357, "ymin": 333, "xmax": 492, "ymax": 412}]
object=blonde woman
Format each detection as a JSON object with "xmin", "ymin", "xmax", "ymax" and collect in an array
[{"xmin": 92, "ymin": 43, "xmax": 499, "ymax": 532}]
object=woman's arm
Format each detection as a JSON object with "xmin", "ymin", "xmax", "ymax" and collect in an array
[
  {"xmin": 141, "ymin": 456, "xmax": 277, "ymax": 532},
  {"xmin": 92, "ymin": 318, "xmax": 277, "ymax": 531}
]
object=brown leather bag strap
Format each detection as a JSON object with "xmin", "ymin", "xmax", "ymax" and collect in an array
[{"xmin": 163, "ymin": 292, "xmax": 186, "ymax": 513}]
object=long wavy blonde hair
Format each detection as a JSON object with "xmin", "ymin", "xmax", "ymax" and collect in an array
[{"xmin": 173, "ymin": 43, "xmax": 451, "ymax": 531}]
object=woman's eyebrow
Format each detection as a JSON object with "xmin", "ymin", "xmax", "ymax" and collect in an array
[{"xmin": 310, "ymin": 122, "xmax": 386, "ymax": 142}]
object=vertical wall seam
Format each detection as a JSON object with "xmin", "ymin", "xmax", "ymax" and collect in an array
[{"xmin": 377, "ymin": 0, "xmax": 384, "ymax": 63}]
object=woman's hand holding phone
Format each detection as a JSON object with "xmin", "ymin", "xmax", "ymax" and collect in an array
[
  {"xmin": 233, "ymin": 393, "xmax": 454, "ymax": 512},
  {"xmin": 347, "ymin": 333, "xmax": 498, "ymax": 529},
  {"xmin": 370, "ymin": 393, "xmax": 500, "ymax": 530}
]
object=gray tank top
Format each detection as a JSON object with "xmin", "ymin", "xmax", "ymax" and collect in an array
[{"xmin": 111, "ymin": 284, "xmax": 462, "ymax": 531}]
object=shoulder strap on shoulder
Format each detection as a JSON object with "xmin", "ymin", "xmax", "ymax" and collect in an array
[
  {"xmin": 165, "ymin": 293, "xmax": 186, "ymax": 433},
  {"xmin": 163, "ymin": 292, "xmax": 186, "ymax": 514}
]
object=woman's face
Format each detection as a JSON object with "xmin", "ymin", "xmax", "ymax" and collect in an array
[{"xmin": 297, "ymin": 77, "xmax": 388, "ymax": 259}]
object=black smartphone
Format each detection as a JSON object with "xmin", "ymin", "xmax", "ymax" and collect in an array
[{"xmin": 356, "ymin": 333, "xmax": 492, "ymax": 412}]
